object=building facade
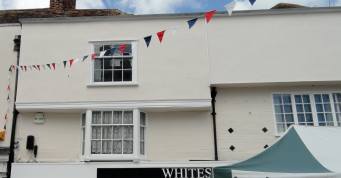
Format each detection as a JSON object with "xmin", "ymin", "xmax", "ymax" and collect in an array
[{"xmin": 1, "ymin": 1, "xmax": 341, "ymax": 178}]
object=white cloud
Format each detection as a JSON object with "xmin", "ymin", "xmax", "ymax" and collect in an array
[
  {"xmin": 76, "ymin": 0, "xmax": 105, "ymax": 9},
  {"xmin": 117, "ymin": 0, "xmax": 202, "ymax": 14},
  {"xmin": 234, "ymin": 0, "xmax": 341, "ymax": 10},
  {"xmin": 0, "ymin": 0, "xmax": 49, "ymax": 10}
]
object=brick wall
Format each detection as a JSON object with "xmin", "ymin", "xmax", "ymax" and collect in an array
[{"xmin": 0, "ymin": 0, "xmax": 125, "ymax": 23}]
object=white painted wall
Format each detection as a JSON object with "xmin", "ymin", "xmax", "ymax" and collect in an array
[
  {"xmin": 0, "ymin": 24, "xmax": 21, "ymax": 147},
  {"xmin": 210, "ymin": 12, "xmax": 341, "ymax": 85},
  {"xmin": 146, "ymin": 111, "xmax": 214, "ymax": 161},
  {"xmin": 15, "ymin": 111, "xmax": 214, "ymax": 162},
  {"xmin": 15, "ymin": 112, "xmax": 82, "ymax": 162},
  {"xmin": 17, "ymin": 17, "xmax": 210, "ymax": 103},
  {"xmin": 215, "ymin": 84, "xmax": 341, "ymax": 161}
]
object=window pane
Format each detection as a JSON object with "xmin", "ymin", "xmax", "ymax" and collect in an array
[
  {"xmin": 302, "ymin": 95, "xmax": 310, "ymax": 103},
  {"xmin": 140, "ymin": 141, "xmax": 145, "ymax": 155},
  {"xmin": 274, "ymin": 105, "xmax": 283, "ymax": 113},
  {"xmin": 113, "ymin": 111, "xmax": 122, "ymax": 124},
  {"xmin": 123, "ymin": 70, "xmax": 132, "ymax": 82},
  {"xmin": 81, "ymin": 113, "xmax": 86, "ymax": 126},
  {"xmin": 316, "ymin": 104, "xmax": 323, "ymax": 112},
  {"xmin": 91, "ymin": 140, "xmax": 101, "ymax": 154},
  {"xmin": 92, "ymin": 126, "xmax": 101, "ymax": 139},
  {"xmin": 306, "ymin": 114, "xmax": 313, "ymax": 122},
  {"xmin": 276, "ymin": 114, "xmax": 284, "ymax": 123},
  {"xmin": 298, "ymin": 114, "xmax": 305, "ymax": 122},
  {"xmin": 140, "ymin": 127, "xmax": 145, "ymax": 140},
  {"xmin": 140, "ymin": 112, "xmax": 146, "ymax": 126},
  {"xmin": 314, "ymin": 95, "xmax": 322, "ymax": 103},
  {"xmin": 102, "ymin": 141, "xmax": 112, "ymax": 154},
  {"xmin": 104, "ymin": 70, "xmax": 113, "ymax": 82},
  {"xmin": 322, "ymin": 94, "xmax": 330, "ymax": 102},
  {"xmin": 114, "ymin": 70, "xmax": 123, "ymax": 82},
  {"xmin": 283, "ymin": 105, "xmax": 292, "ymax": 113},
  {"xmin": 113, "ymin": 141, "xmax": 122, "ymax": 154},
  {"xmin": 104, "ymin": 59, "xmax": 113, "ymax": 69},
  {"xmin": 277, "ymin": 124, "xmax": 285, "ymax": 133},
  {"xmin": 285, "ymin": 114, "xmax": 294, "ymax": 122},
  {"xmin": 283, "ymin": 95, "xmax": 291, "ymax": 104},
  {"xmin": 94, "ymin": 59, "xmax": 103, "ymax": 70},
  {"xmin": 113, "ymin": 59, "xmax": 122, "ymax": 69},
  {"xmin": 123, "ymin": 126, "xmax": 133, "ymax": 139},
  {"xmin": 324, "ymin": 104, "xmax": 332, "ymax": 112},
  {"xmin": 304, "ymin": 104, "xmax": 312, "ymax": 112},
  {"xmin": 123, "ymin": 58, "xmax": 132, "ymax": 69},
  {"xmin": 94, "ymin": 70, "xmax": 103, "ymax": 82},
  {"xmin": 123, "ymin": 111, "xmax": 133, "ymax": 124},
  {"xmin": 102, "ymin": 111, "xmax": 112, "ymax": 124},
  {"xmin": 123, "ymin": 140, "xmax": 133, "ymax": 154},
  {"xmin": 92, "ymin": 111, "xmax": 101, "ymax": 124},
  {"xmin": 318, "ymin": 113, "xmax": 325, "ymax": 122},
  {"xmin": 295, "ymin": 95, "xmax": 302, "ymax": 103},
  {"xmin": 113, "ymin": 126, "xmax": 122, "ymax": 139},
  {"xmin": 273, "ymin": 95, "xmax": 282, "ymax": 104},
  {"xmin": 325, "ymin": 113, "xmax": 333, "ymax": 122},
  {"xmin": 102, "ymin": 126, "xmax": 113, "ymax": 139},
  {"xmin": 296, "ymin": 104, "xmax": 303, "ymax": 112}
]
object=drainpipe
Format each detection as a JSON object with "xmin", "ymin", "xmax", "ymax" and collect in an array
[
  {"xmin": 7, "ymin": 34, "xmax": 21, "ymax": 178},
  {"xmin": 211, "ymin": 87, "xmax": 218, "ymax": 161}
]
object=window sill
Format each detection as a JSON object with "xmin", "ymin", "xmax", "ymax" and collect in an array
[
  {"xmin": 87, "ymin": 82, "xmax": 138, "ymax": 88},
  {"xmin": 82, "ymin": 154, "xmax": 144, "ymax": 162}
]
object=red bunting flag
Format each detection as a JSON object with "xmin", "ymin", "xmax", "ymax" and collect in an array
[
  {"xmin": 118, "ymin": 44, "xmax": 126, "ymax": 55},
  {"xmin": 52, "ymin": 63, "xmax": 56, "ymax": 70},
  {"xmin": 69, "ymin": 59, "xmax": 74, "ymax": 67},
  {"xmin": 205, "ymin": 10, "xmax": 217, "ymax": 23},
  {"xmin": 91, "ymin": 53, "xmax": 96, "ymax": 60},
  {"xmin": 157, "ymin": 30, "xmax": 166, "ymax": 43}
]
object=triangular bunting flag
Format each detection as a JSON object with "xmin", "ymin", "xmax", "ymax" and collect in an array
[
  {"xmin": 205, "ymin": 10, "xmax": 217, "ymax": 23},
  {"xmin": 4, "ymin": 114, "xmax": 7, "ymax": 120},
  {"xmin": 82, "ymin": 55, "xmax": 89, "ymax": 62},
  {"xmin": 8, "ymin": 66, "xmax": 12, "ymax": 72},
  {"xmin": 33, "ymin": 65, "xmax": 37, "ymax": 70},
  {"xmin": 69, "ymin": 59, "xmax": 74, "ymax": 67},
  {"xmin": 144, "ymin": 36, "xmax": 152, "ymax": 48},
  {"xmin": 111, "ymin": 47, "xmax": 116, "ymax": 54},
  {"xmin": 63, "ymin": 61, "xmax": 67, "ymax": 68},
  {"xmin": 157, "ymin": 30, "xmax": 166, "ymax": 43},
  {"xmin": 100, "ymin": 50, "xmax": 106, "ymax": 57},
  {"xmin": 3, "ymin": 124, "xmax": 6, "ymax": 130},
  {"xmin": 118, "ymin": 44, "xmax": 126, "ymax": 55},
  {"xmin": 187, "ymin": 18, "xmax": 198, "ymax": 29},
  {"xmin": 225, "ymin": 0, "xmax": 236, "ymax": 16},
  {"xmin": 7, "ymin": 95, "xmax": 10, "ymax": 101},
  {"xmin": 6, "ymin": 85, "xmax": 10, "ymax": 91},
  {"xmin": 249, "ymin": 0, "xmax": 256, "ymax": 5},
  {"xmin": 20, "ymin": 66, "xmax": 24, "ymax": 71},
  {"xmin": 91, "ymin": 53, "xmax": 96, "ymax": 60},
  {"xmin": 47, "ymin": 64, "xmax": 51, "ymax": 70},
  {"xmin": 24, "ymin": 66, "xmax": 27, "ymax": 72},
  {"xmin": 52, "ymin": 63, "xmax": 56, "ymax": 70},
  {"xmin": 37, "ymin": 65, "xmax": 40, "ymax": 71},
  {"xmin": 29, "ymin": 66, "xmax": 33, "ymax": 71}
]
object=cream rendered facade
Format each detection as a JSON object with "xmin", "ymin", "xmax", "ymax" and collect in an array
[{"xmin": 9, "ymin": 7, "xmax": 341, "ymax": 178}]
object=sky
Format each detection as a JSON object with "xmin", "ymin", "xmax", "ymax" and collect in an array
[{"xmin": 0, "ymin": 0, "xmax": 341, "ymax": 14}]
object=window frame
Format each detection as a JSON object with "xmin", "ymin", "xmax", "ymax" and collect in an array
[
  {"xmin": 272, "ymin": 92, "xmax": 341, "ymax": 135},
  {"xmin": 88, "ymin": 41, "xmax": 138, "ymax": 87},
  {"xmin": 82, "ymin": 109, "xmax": 146, "ymax": 161}
]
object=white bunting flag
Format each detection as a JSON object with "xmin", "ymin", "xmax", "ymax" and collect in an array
[
  {"xmin": 225, "ymin": 0, "xmax": 236, "ymax": 16},
  {"xmin": 99, "ymin": 50, "xmax": 106, "ymax": 57}
]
